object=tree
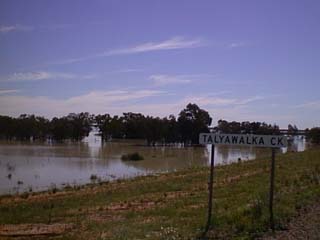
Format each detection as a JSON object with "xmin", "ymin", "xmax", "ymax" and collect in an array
[
  {"xmin": 288, "ymin": 124, "xmax": 298, "ymax": 135},
  {"xmin": 163, "ymin": 115, "xmax": 179, "ymax": 143},
  {"xmin": 96, "ymin": 114, "xmax": 126, "ymax": 140},
  {"xmin": 144, "ymin": 117, "xmax": 164, "ymax": 145},
  {"xmin": 216, "ymin": 120, "xmax": 230, "ymax": 133},
  {"xmin": 68, "ymin": 112, "xmax": 92, "ymax": 141},
  {"xmin": 177, "ymin": 103, "xmax": 212, "ymax": 144},
  {"xmin": 216, "ymin": 119, "xmax": 280, "ymax": 135},
  {"xmin": 307, "ymin": 127, "xmax": 320, "ymax": 144},
  {"xmin": 0, "ymin": 115, "xmax": 13, "ymax": 140},
  {"xmin": 95, "ymin": 114, "xmax": 111, "ymax": 140},
  {"xmin": 50, "ymin": 113, "xmax": 92, "ymax": 141},
  {"xmin": 123, "ymin": 112, "xmax": 146, "ymax": 139}
]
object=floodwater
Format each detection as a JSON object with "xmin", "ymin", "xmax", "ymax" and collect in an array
[{"xmin": 0, "ymin": 133, "xmax": 306, "ymax": 195}]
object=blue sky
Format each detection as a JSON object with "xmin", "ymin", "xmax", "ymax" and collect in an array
[{"xmin": 0, "ymin": 0, "xmax": 319, "ymax": 128}]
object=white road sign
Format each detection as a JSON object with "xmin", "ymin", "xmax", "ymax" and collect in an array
[{"xmin": 199, "ymin": 133, "xmax": 287, "ymax": 148}]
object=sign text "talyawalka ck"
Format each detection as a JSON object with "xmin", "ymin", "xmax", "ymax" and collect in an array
[{"xmin": 199, "ymin": 133, "xmax": 287, "ymax": 148}]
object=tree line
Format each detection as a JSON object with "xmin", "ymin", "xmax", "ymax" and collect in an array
[
  {"xmin": 306, "ymin": 127, "xmax": 320, "ymax": 144},
  {"xmin": 95, "ymin": 103, "xmax": 212, "ymax": 145},
  {"xmin": 0, "ymin": 103, "xmax": 319, "ymax": 144},
  {"xmin": 0, "ymin": 112, "xmax": 92, "ymax": 141},
  {"xmin": 213, "ymin": 119, "xmax": 280, "ymax": 135},
  {"xmin": 0, "ymin": 104, "xmax": 211, "ymax": 144}
]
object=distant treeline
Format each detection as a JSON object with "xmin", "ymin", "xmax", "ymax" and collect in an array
[
  {"xmin": 0, "ymin": 112, "xmax": 92, "ymax": 141},
  {"xmin": 0, "ymin": 103, "xmax": 319, "ymax": 144},
  {"xmin": 96, "ymin": 103, "xmax": 211, "ymax": 145},
  {"xmin": 306, "ymin": 127, "xmax": 320, "ymax": 144},
  {"xmin": 0, "ymin": 104, "xmax": 211, "ymax": 144},
  {"xmin": 213, "ymin": 119, "xmax": 280, "ymax": 135}
]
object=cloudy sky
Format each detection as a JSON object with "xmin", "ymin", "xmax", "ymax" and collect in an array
[{"xmin": 0, "ymin": 0, "xmax": 319, "ymax": 128}]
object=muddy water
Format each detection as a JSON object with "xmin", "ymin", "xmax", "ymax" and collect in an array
[{"xmin": 0, "ymin": 135, "xmax": 306, "ymax": 195}]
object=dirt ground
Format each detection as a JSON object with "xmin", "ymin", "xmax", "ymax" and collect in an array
[
  {"xmin": 2, "ymin": 201, "xmax": 319, "ymax": 240},
  {"xmin": 262, "ymin": 200, "xmax": 320, "ymax": 240},
  {"xmin": 0, "ymin": 223, "xmax": 74, "ymax": 239}
]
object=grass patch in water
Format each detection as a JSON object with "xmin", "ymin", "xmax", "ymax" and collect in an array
[{"xmin": 121, "ymin": 152, "xmax": 144, "ymax": 161}]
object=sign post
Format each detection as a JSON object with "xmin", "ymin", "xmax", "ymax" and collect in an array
[
  {"xmin": 199, "ymin": 133, "xmax": 287, "ymax": 235},
  {"xmin": 204, "ymin": 144, "xmax": 215, "ymax": 234},
  {"xmin": 269, "ymin": 148, "xmax": 276, "ymax": 231}
]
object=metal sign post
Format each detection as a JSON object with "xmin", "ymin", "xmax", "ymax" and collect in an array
[
  {"xmin": 269, "ymin": 148, "xmax": 276, "ymax": 231},
  {"xmin": 204, "ymin": 144, "xmax": 215, "ymax": 234},
  {"xmin": 199, "ymin": 133, "xmax": 287, "ymax": 235}
]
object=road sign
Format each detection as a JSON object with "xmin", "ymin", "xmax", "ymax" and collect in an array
[
  {"xmin": 200, "ymin": 132, "xmax": 288, "ymax": 236},
  {"xmin": 199, "ymin": 133, "xmax": 287, "ymax": 148}
]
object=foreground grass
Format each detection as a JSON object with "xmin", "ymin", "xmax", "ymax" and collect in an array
[{"xmin": 0, "ymin": 148, "xmax": 320, "ymax": 239}]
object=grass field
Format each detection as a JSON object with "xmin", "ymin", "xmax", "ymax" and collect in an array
[{"xmin": 0, "ymin": 148, "xmax": 320, "ymax": 239}]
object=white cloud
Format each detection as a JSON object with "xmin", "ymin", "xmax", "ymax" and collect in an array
[
  {"xmin": 0, "ymin": 90, "xmax": 309, "ymax": 128},
  {"xmin": 170, "ymin": 95, "xmax": 293, "ymax": 127},
  {"xmin": 150, "ymin": 75, "xmax": 192, "ymax": 86},
  {"xmin": 1, "ymin": 71, "xmax": 93, "ymax": 82},
  {"xmin": 293, "ymin": 100, "xmax": 320, "ymax": 109},
  {"xmin": 51, "ymin": 36, "xmax": 207, "ymax": 64},
  {"xmin": 0, "ymin": 90, "xmax": 263, "ymax": 118},
  {"xmin": 103, "ymin": 36, "xmax": 206, "ymax": 56},
  {"xmin": 51, "ymin": 56, "xmax": 95, "ymax": 65},
  {"xmin": 150, "ymin": 74, "xmax": 216, "ymax": 86},
  {"xmin": 0, "ymin": 22, "xmax": 110, "ymax": 34},
  {"xmin": 237, "ymin": 96, "xmax": 264, "ymax": 105},
  {"xmin": 0, "ymin": 89, "xmax": 20, "ymax": 95},
  {"xmin": 228, "ymin": 42, "xmax": 246, "ymax": 49},
  {"xmin": 41, "ymin": 23, "xmax": 74, "ymax": 30},
  {"xmin": 0, "ymin": 90, "xmax": 164, "ymax": 118},
  {"xmin": 184, "ymin": 95, "xmax": 264, "ymax": 106},
  {"xmin": 109, "ymin": 68, "xmax": 144, "ymax": 74},
  {"xmin": 110, "ymin": 95, "xmax": 265, "ymax": 121},
  {"xmin": 0, "ymin": 24, "xmax": 33, "ymax": 33}
]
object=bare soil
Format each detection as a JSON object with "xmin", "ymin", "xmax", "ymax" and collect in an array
[
  {"xmin": 262, "ymin": 200, "xmax": 320, "ymax": 240},
  {"xmin": 0, "ymin": 223, "xmax": 74, "ymax": 238}
]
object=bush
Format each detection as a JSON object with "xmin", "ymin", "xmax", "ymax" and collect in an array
[
  {"xmin": 307, "ymin": 127, "xmax": 320, "ymax": 144},
  {"xmin": 121, "ymin": 152, "xmax": 144, "ymax": 161},
  {"xmin": 90, "ymin": 174, "xmax": 98, "ymax": 180}
]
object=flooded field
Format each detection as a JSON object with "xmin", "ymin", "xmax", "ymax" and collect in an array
[{"xmin": 0, "ymin": 134, "xmax": 306, "ymax": 195}]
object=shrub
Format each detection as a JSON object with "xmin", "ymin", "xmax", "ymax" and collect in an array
[
  {"xmin": 307, "ymin": 127, "xmax": 320, "ymax": 144},
  {"xmin": 90, "ymin": 174, "xmax": 98, "ymax": 181},
  {"xmin": 121, "ymin": 152, "xmax": 144, "ymax": 161}
]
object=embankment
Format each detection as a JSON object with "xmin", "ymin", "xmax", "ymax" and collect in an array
[{"xmin": 0, "ymin": 149, "xmax": 319, "ymax": 239}]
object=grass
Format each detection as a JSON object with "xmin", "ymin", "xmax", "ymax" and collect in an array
[{"xmin": 0, "ymin": 148, "xmax": 319, "ymax": 239}]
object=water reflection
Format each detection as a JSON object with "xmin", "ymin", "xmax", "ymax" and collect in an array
[
  {"xmin": 0, "ymin": 136, "xmax": 306, "ymax": 195},
  {"xmin": 213, "ymin": 145, "xmax": 257, "ymax": 165},
  {"xmin": 281, "ymin": 136, "xmax": 307, "ymax": 153}
]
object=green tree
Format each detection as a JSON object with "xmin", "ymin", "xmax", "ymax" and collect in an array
[
  {"xmin": 288, "ymin": 124, "xmax": 298, "ymax": 135},
  {"xmin": 177, "ymin": 103, "xmax": 212, "ymax": 144},
  {"xmin": 50, "ymin": 113, "xmax": 91, "ymax": 141},
  {"xmin": 216, "ymin": 120, "xmax": 280, "ymax": 135},
  {"xmin": 307, "ymin": 127, "xmax": 320, "ymax": 144},
  {"xmin": 123, "ymin": 112, "xmax": 146, "ymax": 139},
  {"xmin": 96, "ymin": 114, "xmax": 125, "ymax": 140}
]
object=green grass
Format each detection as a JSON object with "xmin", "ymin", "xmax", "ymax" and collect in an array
[{"xmin": 0, "ymin": 148, "xmax": 320, "ymax": 239}]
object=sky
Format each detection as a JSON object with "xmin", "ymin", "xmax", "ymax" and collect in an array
[{"xmin": 0, "ymin": 0, "xmax": 319, "ymax": 128}]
